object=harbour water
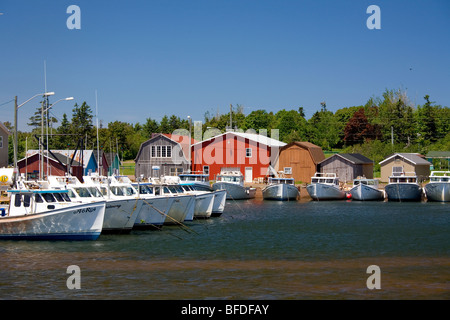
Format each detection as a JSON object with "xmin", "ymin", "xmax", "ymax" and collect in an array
[{"xmin": 0, "ymin": 199, "xmax": 449, "ymax": 300}]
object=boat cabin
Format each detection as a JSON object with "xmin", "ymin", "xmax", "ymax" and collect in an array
[
  {"xmin": 310, "ymin": 173, "xmax": 340, "ymax": 187},
  {"xmin": 353, "ymin": 178, "xmax": 379, "ymax": 187},
  {"xmin": 429, "ymin": 171, "xmax": 450, "ymax": 183},
  {"xmin": 179, "ymin": 173, "xmax": 209, "ymax": 184},
  {"xmin": 133, "ymin": 183, "xmax": 185, "ymax": 196},
  {"xmin": 268, "ymin": 177, "xmax": 295, "ymax": 185},
  {"xmin": 388, "ymin": 175, "xmax": 418, "ymax": 184},
  {"xmin": 5, "ymin": 189, "xmax": 72, "ymax": 216}
]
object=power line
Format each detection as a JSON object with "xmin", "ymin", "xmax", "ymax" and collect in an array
[{"xmin": 0, "ymin": 98, "xmax": 14, "ymax": 108}]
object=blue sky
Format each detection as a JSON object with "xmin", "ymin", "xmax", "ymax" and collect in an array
[{"xmin": 1, "ymin": 0, "xmax": 449, "ymax": 131}]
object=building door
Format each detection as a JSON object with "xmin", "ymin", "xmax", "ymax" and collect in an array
[{"xmin": 245, "ymin": 167, "xmax": 253, "ymax": 183}]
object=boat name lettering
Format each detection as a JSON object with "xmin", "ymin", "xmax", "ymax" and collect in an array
[
  {"xmin": 106, "ymin": 204, "xmax": 121, "ymax": 209},
  {"xmin": 73, "ymin": 207, "xmax": 97, "ymax": 214}
]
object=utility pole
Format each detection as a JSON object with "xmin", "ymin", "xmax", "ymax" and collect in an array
[
  {"xmin": 13, "ymin": 96, "xmax": 18, "ymax": 186},
  {"xmin": 229, "ymin": 104, "xmax": 232, "ymax": 131}
]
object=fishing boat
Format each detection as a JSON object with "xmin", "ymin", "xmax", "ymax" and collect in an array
[
  {"xmin": 179, "ymin": 173, "xmax": 211, "ymax": 191},
  {"xmin": 212, "ymin": 169, "xmax": 256, "ymax": 200},
  {"xmin": 177, "ymin": 183, "xmax": 216, "ymax": 219},
  {"xmin": 143, "ymin": 178, "xmax": 195, "ymax": 224},
  {"xmin": 0, "ymin": 186, "xmax": 106, "ymax": 240},
  {"xmin": 424, "ymin": 171, "xmax": 450, "ymax": 202},
  {"xmin": 262, "ymin": 177, "xmax": 299, "ymax": 201},
  {"xmin": 47, "ymin": 175, "xmax": 142, "ymax": 234},
  {"xmin": 384, "ymin": 172, "xmax": 423, "ymax": 201},
  {"xmin": 349, "ymin": 177, "xmax": 384, "ymax": 201},
  {"xmin": 179, "ymin": 173, "xmax": 227, "ymax": 216},
  {"xmin": 132, "ymin": 182, "xmax": 174, "ymax": 229},
  {"xmin": 306, "ymin": 172, "xmax": 346, "ymax": 200}
]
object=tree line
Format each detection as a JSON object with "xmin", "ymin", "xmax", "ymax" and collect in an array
[{"xmin": 5, "ymin": 88, "xmax": 450, "ymax": 170}]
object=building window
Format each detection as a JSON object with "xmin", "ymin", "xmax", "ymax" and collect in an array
[
  {"xmin": 284, "ymin": 167, "xmax": 292, "ymax": 174},
  {"xmin": 0, "ymin": 136, "xmax": 3, "ymax": 148},
  {"xmin": 203, "ymin": 166, "xmax": 209, "ymax": 175},
  {"xmin": 169, "ymin": 167, "xmax": 183, "ymax": 176},
  {"xmin": 157, "ymin": 146, "xmax": 161, "ymax": 157},
  {"xmin": 246, "ymin": 148, "xmax": 252, "ymax": 158},
  {"xmin": 392, "ymin": 166, "xmax": 403, "ymax": 176},
  {"xmin": 151, "ymin": 145, "xmax": 172, "ymax": 158}
]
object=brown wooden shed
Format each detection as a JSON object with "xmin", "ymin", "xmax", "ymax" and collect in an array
[
  {"xmin": 318, "ymin": 153, "xmax": 374, "ymax": 182},
  {"xmin": 276, "ymin": 141, "xmax": 325, "ymax": 183}
]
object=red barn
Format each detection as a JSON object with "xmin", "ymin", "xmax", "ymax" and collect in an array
[
  {"xmin": 191, "ymin": 131, "xmax": 286, "ymax": 182},
  {"xmin": 17, "ymin": 152, "xmax": 84, "ymax": 181}
]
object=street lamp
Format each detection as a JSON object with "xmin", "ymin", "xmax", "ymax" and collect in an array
[
  {"xmin": 13, "ymin": 92, "xmax": 55, "ymax": 185},
  {"xmin": 43, "ymin": 97, "xmax": 74, "ymax": 178}
]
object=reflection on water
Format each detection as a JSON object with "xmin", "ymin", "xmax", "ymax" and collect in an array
[{"xmin": 0, "ymin": 200, "xmax": 449, "ymax": 299}]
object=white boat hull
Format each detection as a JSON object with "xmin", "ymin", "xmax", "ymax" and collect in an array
[
  {"xmin": 350, "ymin": 184, "xmax": 384, "ymax": 201},
  {"xmin": 212, "ymin": 182, "xmax": 256, "ymax": 200},
  {"xmin": 424, "ymin": 183, "xmax": 450, "ymax": 202},
  {"xmin": 306, "ymin": 183, "xmax": 346, "ymax": 200},
  {"xmin": 184, "ymin": 196, "xmax": 195, "ymax": 221},
  {"xmin": 135, "ymin": 196, "xmax": 174, "ymax": 229},
  {"xmin": 103, "ymin": 198, "xmax": 143, "ymax": 233},
  {"xmin": 212, "ymin": 189, "xmax": 227, "ymax": 216},
  {"xmin": 193, "ymin": 193, "xmax": 214, "ymax": 219},
  {"xmin": 0, "ymin": 201, "xmax": 106, "ymax": 240},
  {"xmin": 165, "ymin": 194, "xmax": 193, "ymax": 224},
  {"xmin": 262, "ymin": 184, "xmax": 299, "ymax": 201}
]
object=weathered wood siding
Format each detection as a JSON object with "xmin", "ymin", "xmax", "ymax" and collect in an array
[
  {"xmin": 319, "ymin": 156, "xmax": 373, "ymax": 182},
  {"xmin": 135, "ymin": 135, "xmax": 189, "ymax": 178}
]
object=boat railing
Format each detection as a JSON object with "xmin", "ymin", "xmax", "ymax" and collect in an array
[
  {"xmin": 430, "ymin": 171, "xmax": 450, "ymax": 177},
  {"xmin": 312, "ymin": 172, "xmax": 337, "ymax": 178}
]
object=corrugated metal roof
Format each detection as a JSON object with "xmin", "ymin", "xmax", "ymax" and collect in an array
[{"xmin": 193, "ymin": 131, "xmax": 286, "ymax": 147}]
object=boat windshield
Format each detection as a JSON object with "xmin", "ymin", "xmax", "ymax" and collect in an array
[
  {"xmin": 74, "ymin": 187, "xmax": 92, "ymax": 198},
  {"xmin": 139, "ymin": 185, "xmax": 153, "ymax": 194},
  {"xmin": 219, "ymin": 176, "xmax": 241, "ymax": 183},
  {"xmin": 110, "ymin": 186, "xmax": 124, "ymax": 196},
  {"xmin": 124, "ymin": 187, "xmax": 136, "ymax": 196},
  {"xmin": 87, "ymin": 187, "xmax": 103, "ymax": 197}
]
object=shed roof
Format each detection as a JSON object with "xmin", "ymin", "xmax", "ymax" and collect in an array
[
  {"xmin": 320, "ymin": 153, "xmax": 373, "ymax": 165},
  {"xmin": 379, "ymin": 153, "xmax": 432, "ymax": 166},
  {"xmin": 0, "ymin": 122, "xmax": 11, "ymax": 135},
  {"xmin": 280, "ymin": 141, "xmax": 325, "ymax": 164},
  {"xmin": 19, "ymin": 151, "xmax": 82, "ymax": 167}
]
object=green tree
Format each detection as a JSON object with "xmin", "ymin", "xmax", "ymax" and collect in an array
[
  {"xmin": 142, "ymin": 117, "xmax": 159, "ymax": 138},
  {"xmin": 71, "ymin": 102, "xmax": 94, "ymax": 143},
  {"xmin": 306, "ymin": 107, "xmax": 341, "ymax": 150},
  {"xmin": 275, "ymin": 109, "xmax": 307, "ymax": 142},
  {"xmin": 243, "ymin": 109, "xmax": 275, "ymax": 132},
  {"xmin": 53, "ymin": 113, "xmax": 73, "ymax": 149},
  {"xmin": 374, "ymin": 89, "xmax": 416, "ymax": 146}
]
